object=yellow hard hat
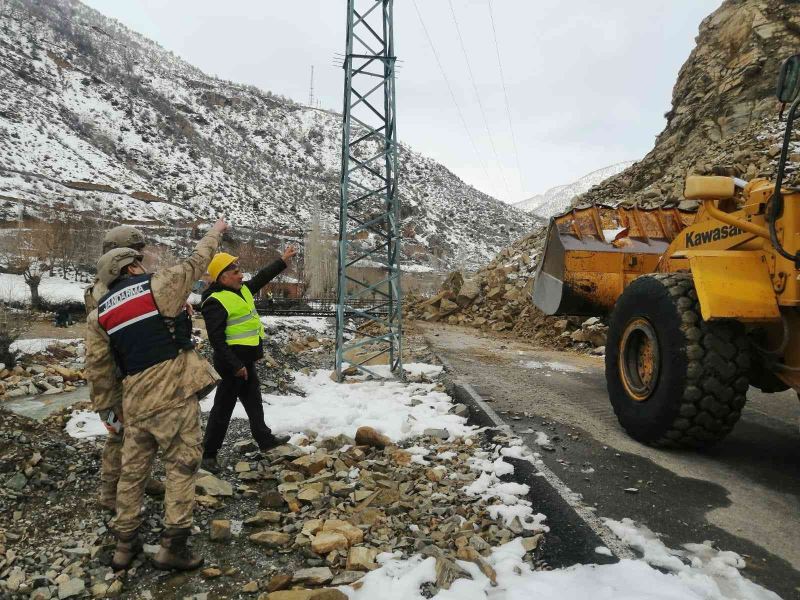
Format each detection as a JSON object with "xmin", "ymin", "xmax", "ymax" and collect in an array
[{"xmin": 208, "ymin": 253, "xmax": 238, "ymax": 281}]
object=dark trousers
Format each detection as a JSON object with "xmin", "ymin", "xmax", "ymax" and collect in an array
[{"xmin": 202, "ymin": 363, "xmax": 273, "ymax": 458}]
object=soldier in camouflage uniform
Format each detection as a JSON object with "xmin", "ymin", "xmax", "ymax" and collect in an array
[
  {"xmin": 84, "ymin": 225, "xmax": 164, "ymax": 511},
  {"xmin": 86, "ymin": 219, "xmax": 227, "ymax": 571}
]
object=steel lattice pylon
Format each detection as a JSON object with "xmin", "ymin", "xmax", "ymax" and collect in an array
[{"xmin": 335, "ymin": 0, "xmax": 402, "ymax": 381}]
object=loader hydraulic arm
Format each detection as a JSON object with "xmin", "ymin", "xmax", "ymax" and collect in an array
[{"xmin": 702, "ymin": 197, "xmax": 769, "ymax": 241}]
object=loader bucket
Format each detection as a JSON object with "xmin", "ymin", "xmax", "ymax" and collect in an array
[{"xmin": 532, "ymin": 204, "xmax": 694, "ymax": 316}]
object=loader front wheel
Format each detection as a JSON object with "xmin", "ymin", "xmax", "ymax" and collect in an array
[{"xmin": 605, "ymin": 273, "xmax": 750, "ymax": 448}]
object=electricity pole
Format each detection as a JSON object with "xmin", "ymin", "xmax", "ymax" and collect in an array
[{"xmin": 335, "ymin": 0, "xmax": 403, "ymax": 380}]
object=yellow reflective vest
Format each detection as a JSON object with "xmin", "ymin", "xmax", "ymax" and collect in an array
[{"xmin": 206, "ymin": 285, "xmax": 265, "ymax": 346}]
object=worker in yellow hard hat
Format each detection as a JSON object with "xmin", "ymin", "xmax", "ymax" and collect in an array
[{"xmin": 200, "ymin": 245, "xmax": 298, "ymax": 473}]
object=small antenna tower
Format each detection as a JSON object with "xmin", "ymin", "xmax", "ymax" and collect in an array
[{"xmin": 308, "ymin": 65, "xmax": 315, "ymax": 107}]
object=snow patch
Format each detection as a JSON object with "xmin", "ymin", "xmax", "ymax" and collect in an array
[
  {"xmin": 10, "ymin": 338, "xmax": 82, "ymax": 355},
  {"xmin": 345, "ymin": 536, "xmax": 778, "ymax": 600},
  {"xmin": 0, "ymin": 273, "xmax": 87, "ymax": 306},
  {"xmin": 604, "ymin": 517, "xmax": 780, "ymax": 600},
  {"xmin": 521, "ymin": 359, "xmax": 583, "ymax": 373},
  {"xmin": 200, "ymin": 364, "xmax": 467, "ymax": 442},
  {"xmin": 65, "ymin": 410, "xmax": 107, "ymax": 439}
]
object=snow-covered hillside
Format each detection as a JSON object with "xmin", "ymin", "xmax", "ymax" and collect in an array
[
  {"xmin": 514, "ymin": 161, "xmax": 635, "ymax": 219},
  {"xmin": 0, "ymin": 0, "xmax": 538, "ymax": 270}
]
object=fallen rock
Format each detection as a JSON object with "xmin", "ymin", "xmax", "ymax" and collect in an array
[
  {"xmin": 435, "ymin": 555, "xmax": 472, "ymax": 590},
  {"xmin": 521, "ymin": 533, "xmax": 543, "ymax": 553},
  {"xmin": 210, "ymin": 519, "xmax": 231, "ymax": 542},
  {"xmin": 354, "ymin": 426, "xmax": 391, "ymax": 449},
  {"xmin": 423, "ymin": 428, "xmax": 449, "ymax": 440},
  {"xmin": 58, "ymin": 578, "xmax": 85, "ymax": 599},
  {"xmin": 249, "ymin": 531, "xmax": 291, "ymax": 547},
  {"xmin": 322, "ymin": 519, "xmax": 363, "ymax": 545},
  {"xmin": 265, "ymin": 574, "xmax": 293, "ymax": 592},
  {"xmin": 311, "ymin": 531, "xmax": 349, "ymax": 554},
  {"xmin": 292, "ymin": 566, "xmax": 334, "ymax": 585},
  {"xmin": 346, "ymin": 546, "xmax": 379, "ymax": 571},
  {"xmin": 196, "ymin": 473, "xmax": 233, "ymax": 497},
  {"xmin": 244, "ymin": 511, "xmax": 282, "ymax": 526}
]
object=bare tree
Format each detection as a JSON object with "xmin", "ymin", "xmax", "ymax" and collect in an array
[
  {"xmin": 304, "ymin": 196, "xmax": 337, "ymax": 297},
  {"xmin": 0, "ymin": 223, "xmax": 49, "ymax": 309}
]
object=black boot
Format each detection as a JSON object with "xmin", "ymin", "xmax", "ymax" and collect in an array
[
  {"xmin": 201, "ymin": 456, "xmax": 222, "ymax": 474},
  {"xmin": 260, "ymin": 433, "xmax": 290, "ymax": 451},
  {"xmin": 111, "ymin": 530, "xmax": 142, "ymax": 571},
  {"xmin": 152, "ymin": 528, "xmax": 204, "ymax": 571}
]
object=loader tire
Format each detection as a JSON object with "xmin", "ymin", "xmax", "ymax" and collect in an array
[{"xmin": 605, "ymin": 273, "xmax": 750, "ymax": 448}]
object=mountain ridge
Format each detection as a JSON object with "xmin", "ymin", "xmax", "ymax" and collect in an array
[
  {"xmin": 0, "ymin": 0, "xmax": 538, "ymax": 271},
  {"xmin": 513, "ymin": 161, "xmax": 636, "ymax": 218}
]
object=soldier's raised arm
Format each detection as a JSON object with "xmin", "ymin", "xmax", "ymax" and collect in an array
[{"xmin": 152, "ymin": 219, "xmax": 228, "ymax": 316}]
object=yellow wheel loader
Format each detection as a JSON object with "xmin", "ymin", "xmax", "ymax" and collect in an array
[{"xmin": 532, "ymin": 54, "xmax": 800, "ymax": 448}]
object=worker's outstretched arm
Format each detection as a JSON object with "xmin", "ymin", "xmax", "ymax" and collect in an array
[{"xmin": 245, "ymin": 245, "xmax": 297, "ymax": 294}]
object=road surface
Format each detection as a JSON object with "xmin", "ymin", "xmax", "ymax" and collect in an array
[{"xmin": 423, "ymin": 322, "xmax": 800, "ymax": 599}]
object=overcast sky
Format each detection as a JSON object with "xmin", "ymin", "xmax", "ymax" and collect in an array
[{"xmin": 82, "ymin": 0, "xmax": 722, "ymax": 204}]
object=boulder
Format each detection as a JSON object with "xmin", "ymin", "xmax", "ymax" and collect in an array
[
  {"xmin": 292, "ymin": 567, "xmax": 334, "ymax": 585},
  {"xmin": 346, "ymin": 546, "xmax": 379, "ymax": 571},
  {"xmin": 354, "ymin": 426, "xmax": 391, "ymax": 449},
  {"xmin": 210, "ymin": 519, "xmax": 231, "ymax": 542},
  {"xmin": 196, "ymin": 473, "xmax": 233, "ymax": 497},
  {"xmin": 310, "ymin": 531, "xmax": 349, "ymax": 554},
  {"xmin": 322, "ymin": 519, "xmax": 363, "ymax": 545}
]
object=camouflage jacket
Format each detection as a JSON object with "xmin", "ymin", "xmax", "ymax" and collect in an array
[
  {"xmin": 84, "ymin": 279, "xmax": 107, "ymax": 314},
  {"xmin": 85, "ymin": 230, "xmax": 222, "ymax": 423}
]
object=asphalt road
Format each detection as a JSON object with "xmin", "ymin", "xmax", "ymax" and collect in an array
[{"xmin": 422, "ymin": 322, "xmax": 800, "ymax": 599}]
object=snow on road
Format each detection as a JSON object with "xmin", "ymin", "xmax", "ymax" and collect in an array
[{"xmin": 520, "ymin": 359, "xmax": 584, "ymax": 373}]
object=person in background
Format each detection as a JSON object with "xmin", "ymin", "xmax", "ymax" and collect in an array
[
  {"xmin": 86, "ymin": 219, "xmax": 227, "ymax": 571},
  {"xmin": 200, "ymin": 245, "xmax": 297, "ymax": 473},
  {"xmin": 83, "ymin": 225, "xmax": 164, "ymax": 512}
]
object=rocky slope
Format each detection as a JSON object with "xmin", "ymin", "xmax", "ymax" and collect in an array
[
  {"xmin": 0, "ymin": 0, "xmax": 537, "ymax": 271},
  {"xmin": 406, "ymin": 229, "xmax": 608, "ymax": 354},
  {"xmin": 575, "ymin": 0, "xmax": 800, "ymax": 208},
  {"xmin": 513, "ymin": 161, "xmax": 635, "ymax": 218}
]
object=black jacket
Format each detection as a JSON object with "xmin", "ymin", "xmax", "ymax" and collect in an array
[{"xmin": 201, "ymin": 259, "xmax": 286, "ymax": 376}]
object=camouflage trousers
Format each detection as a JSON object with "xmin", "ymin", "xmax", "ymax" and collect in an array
[
  {"xmin": 98, "ymin": 402, "xmax": 124, "ymax": 506},
  {"xmin": 111, "ymin": 398, "xmax": 202, "ymax": 536}
]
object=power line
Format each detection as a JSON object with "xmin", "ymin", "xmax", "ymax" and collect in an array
[
  {"xmin": 487, "ymin": 0, "xmax": 524, "ymax": 193},
  {"xmin": 410, "ymin": 0, "xmax": 493, "ymax": 197},
  {"xmin": 447, "ymin": 0, "xmax": 510, "ymax": 196}
]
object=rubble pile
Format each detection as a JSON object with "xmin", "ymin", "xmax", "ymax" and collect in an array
[
  {"xmin": 0, "ymin": 388, "xmax": 548, "ymax": 598},
  {"xmin": 0, "ymin": 341, "xmax": 86, "ymax": 399},
  {"xmin": 0, "ymin": 408, "xmax": 120, "ymax": 600},
  {"xmin": 406, "ymin": 231, "xmax": 609, "ymax": 353},
  {"xmin": 189, "ymin": 426, "xmax": 546, "ymax": 597}
]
